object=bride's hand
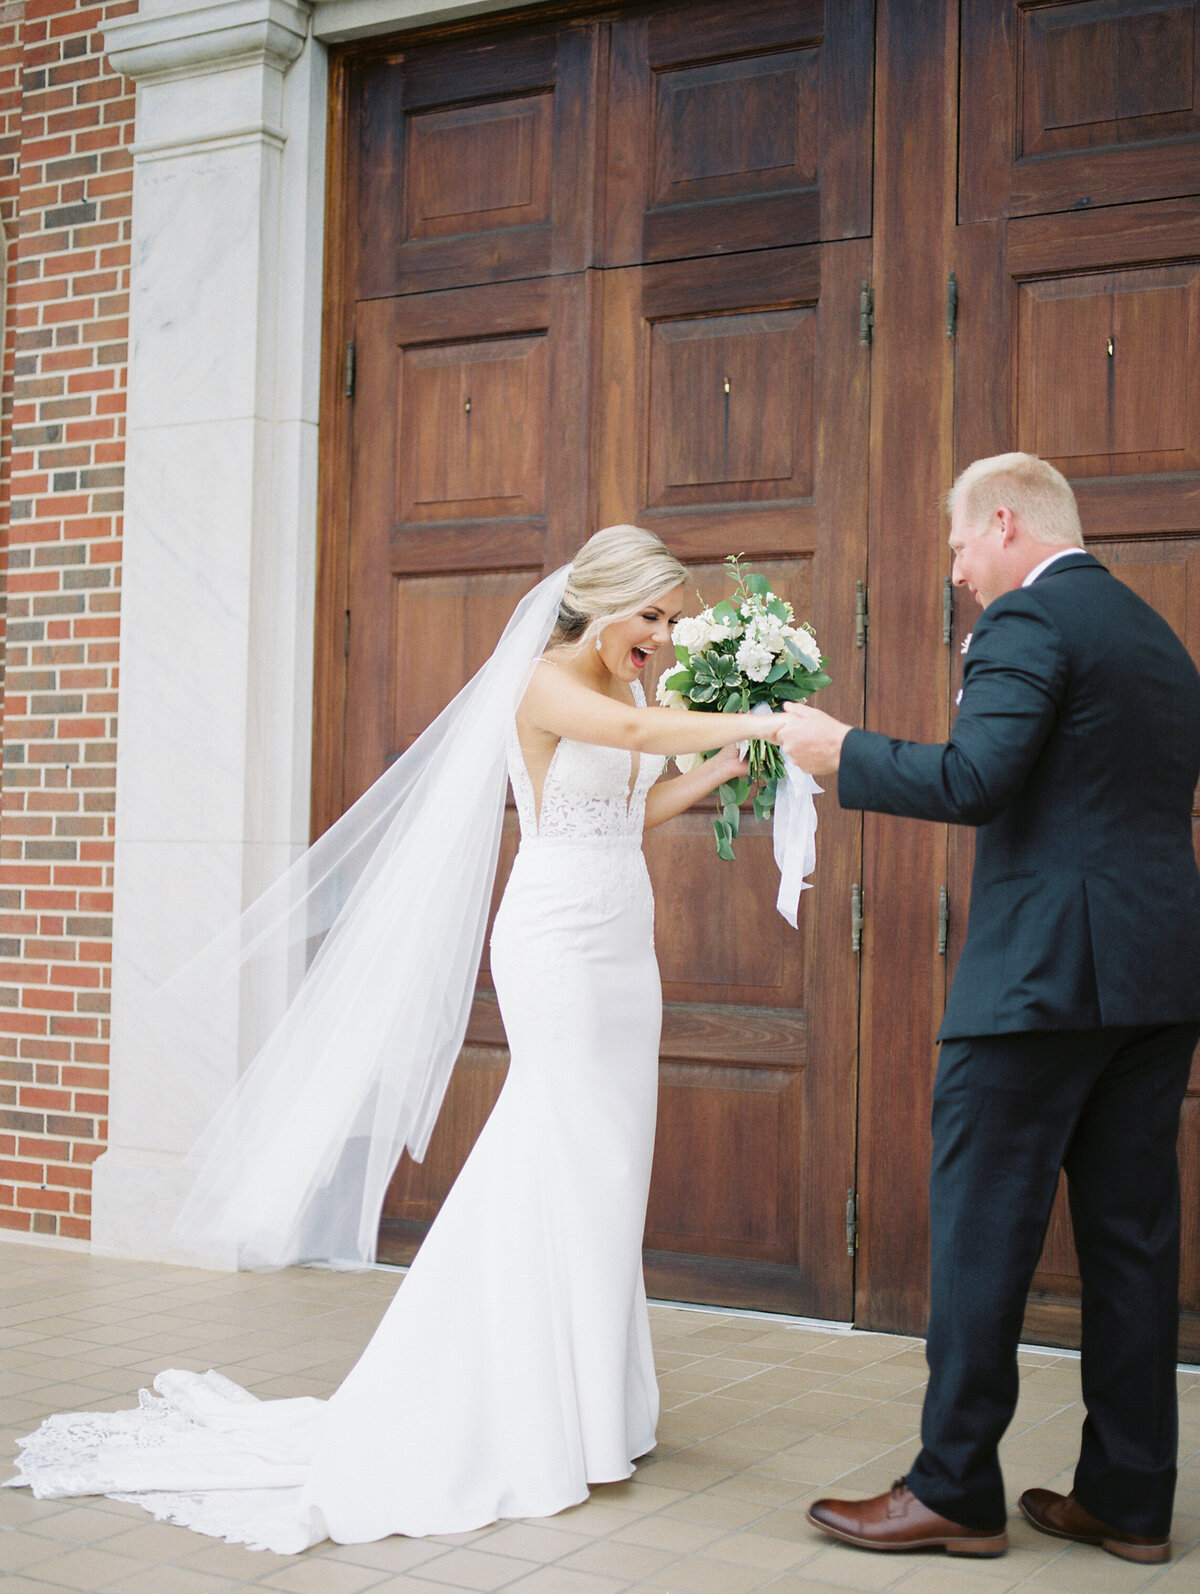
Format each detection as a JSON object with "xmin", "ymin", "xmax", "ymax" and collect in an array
[{"xmin": 705, "ymin": 744, "xmax": 751, "ymax": 785}]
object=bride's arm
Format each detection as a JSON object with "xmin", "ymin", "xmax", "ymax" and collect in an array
[
  {"xmin": 520, "ymin": 662, "xmax": 783, "ymax": 756},
  {"xmin": 643, "ymin": 744, "xmax": 749, "ymax": 830}
]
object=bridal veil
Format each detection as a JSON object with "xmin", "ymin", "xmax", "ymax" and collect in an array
[{"xmin": 168, "ymin": 566, "xmax": 569, "ymax": 1271}]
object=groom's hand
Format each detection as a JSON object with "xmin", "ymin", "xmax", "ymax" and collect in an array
[{"xmin": 777, "ymin": 702, "xmax": 851, "ymax": 777}]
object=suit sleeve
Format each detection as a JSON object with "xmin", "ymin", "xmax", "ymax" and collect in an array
[{"xmin": 837, "ymin": 594, "xmax": 1067, "ymax": 826}]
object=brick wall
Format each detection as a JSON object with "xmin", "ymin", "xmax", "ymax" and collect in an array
[{"xmin": 0, "ymin": 0, "xmax": 134, "ymax": 1241}]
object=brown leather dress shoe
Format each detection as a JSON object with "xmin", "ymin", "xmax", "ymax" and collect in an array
[
  {"xmin": 1019, "ymin": 1488, "xmax": 1170, "ymax": 1564},
  {"xmin": 807, "ymin": 1480, "xmax": 1007, "ymax": 1556}
]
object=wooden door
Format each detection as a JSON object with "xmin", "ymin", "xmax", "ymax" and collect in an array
[
  {"xmin": 593, "ymin": 243, "xmax": 869, "ymax": 1313},
  {"xmin": 953, "ymin": 0, "xmax": 1200, "ymax": 1357},
  {"xmin": 319, "ymin": 0, "xmax": 874, "ymax": 1319}
]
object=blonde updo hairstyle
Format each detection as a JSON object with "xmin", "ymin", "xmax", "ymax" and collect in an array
[{"xmin": 551, "ymin": 525, "xmax": 689, "ymax": 650}]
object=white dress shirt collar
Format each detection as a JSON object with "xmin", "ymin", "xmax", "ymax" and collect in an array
[{"xmin": 1023, "ymin": 547, "xmax": 1089, "ymax": 587}]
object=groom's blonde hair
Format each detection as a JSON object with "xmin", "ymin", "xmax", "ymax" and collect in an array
[
  {"xmin": 552, "ymin": 525, "xmax": 689, "ymax": 648},
  {"xmin": 948, "ymin": 453, "xmax": 1083, "ymax": 548}
]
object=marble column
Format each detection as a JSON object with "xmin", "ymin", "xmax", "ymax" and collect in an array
[{"xmin": 92, "ymin": 0, "xmax": 326, "ymax": 1263}]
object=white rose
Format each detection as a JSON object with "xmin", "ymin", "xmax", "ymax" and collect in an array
[
  {"xmin": 674, "ymin": 751, "xmax": 704, "ymax": 774},
  {"xmin": 711, "ymin": 613, "xmax": 743, "ymax": 641},
  {"xmin": 735, "ymin": 637, "xmax": 774, "ymax": 683},
  {"xmin": 672, "ymin": 615, "xmax": 713, "ymax": 655},
  {"xmin": 656, "ymin": 682, "xmax": 686, "ymax": 710},
  {"xmin": 785, "ymin": 626, "xmax": 822, "ymax": 671}
]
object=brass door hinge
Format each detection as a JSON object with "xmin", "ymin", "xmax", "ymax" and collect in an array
[
  {"xmin": 846, "ymin": 1188, "xmax": 859, "ymax": 1255},
  {"xmin": 851, "ymin": 883, "xmax": 864, "ymax": 953},
  {"xmin": 855, "ymin": 581, "xmax": 868, "ymax": 649},
  {"xmin": 937, "ymin": 886, "xmax": 949, "ymax": 956},
  {"xmin": 859, "ymin": 282, "xmax": 874, "ymax": 347}
]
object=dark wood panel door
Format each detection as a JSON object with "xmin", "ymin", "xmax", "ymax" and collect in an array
[
  {"xmin": 343, "ymin": 274, "xmax": 593, "ymax": 1253},
  {"xmin": 353, "ymin": 17, "xmax": 600, "ymax": 299},
  {"xmin": 961, "ymin": 0, "xmax": 1200, "ymax": 220},
  {"xmin": 954, "ymin": 77, "xmax": 1200, "ymax": 1351},
  {"xmin": 343, "ymin": 275, "xmax": 591, "ymax": 807},
  {"xmin": 593, "ymin": 242, "xmax": 869, "ymax": 1317},
  {"xmin": 603, "ymin": 0, "xmax": 873, "ymax": 266}
]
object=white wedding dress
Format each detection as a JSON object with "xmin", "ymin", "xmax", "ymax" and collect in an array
[{"xmin": 5, "ymin": 688, "xmax": 666, "ymax": 1554}]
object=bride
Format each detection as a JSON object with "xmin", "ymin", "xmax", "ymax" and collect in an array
[{"xmin": 6, "ymin": 526, "xmax": 786, "ymax": 1553}]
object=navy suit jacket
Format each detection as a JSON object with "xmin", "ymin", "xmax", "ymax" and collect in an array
[{"xmin": 839, "ymin": 554, "xmax": 1200, "ymax": 1038}]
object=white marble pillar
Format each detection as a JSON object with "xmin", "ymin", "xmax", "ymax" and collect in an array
[{"xmin": 93, "ymin": 0, "xmax": 326, "ymax": 1263}]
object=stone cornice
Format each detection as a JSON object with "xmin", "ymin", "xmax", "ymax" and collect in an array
[{"xmin": 105, "ymin": 0, "xmax": 311, "ymax": 84}]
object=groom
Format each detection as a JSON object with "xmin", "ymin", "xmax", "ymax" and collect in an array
[{"xmin": 777, "ymin": 453, "xmax": 1200, "ymax": 1562}]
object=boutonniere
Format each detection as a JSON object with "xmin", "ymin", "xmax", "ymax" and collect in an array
[{"xmin": 956, "ymin": 633, "xmax": 972, "ymax": 705}]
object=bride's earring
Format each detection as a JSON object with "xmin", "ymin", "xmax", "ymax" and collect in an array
[{"xmin": 594, "ymin": 636, "xmax": 603, "ymax": 652}]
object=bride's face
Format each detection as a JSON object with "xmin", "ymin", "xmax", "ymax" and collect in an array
[{"xmin": 597, "ymin": 584, "xmax": 687, "ymax": 683}]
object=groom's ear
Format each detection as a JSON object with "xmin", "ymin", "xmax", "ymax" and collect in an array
[{"xmin": 996, "ymin": 506, "xmax": 1018, "ymax": 547}]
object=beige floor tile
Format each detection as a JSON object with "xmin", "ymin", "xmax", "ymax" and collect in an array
[
  {"xmin": 323, "ymin": 1537, "xmax": 452, "ymax": 1574},
  {"xmin": 699, "ymin": 1530, "xmax": 822, "ymax": 1573},
  {"xmin": 504, "ymin": 1567, "xmax": 629, "ymax": 1593},
  {"xmin": 258, "ymin": 1555, "xmax": 390, "ymax": 1592},
  {"xmin": 414, "ymin": 1545, "xmax": 541, "ymax": 1589},
  {"xmin": 0, "ymin": 1529, "xmax": 60, "ymax": 1572},
  {"xmin": 0, "ymin": 1578, "xmax": 91, "ymax": 1594},
  {"xmin": 12, "ymin": 1545, "xmax": 155, "ymax": 1590},
  {"xmin": 169, "ymin": 1539, "xmax": 299, "ymax": 1579},
  {"xmin": 472, "ymin": 1521, "xmax": 594, "ymax": 1563},
  {"xmin": 612, "ymin": 1515, "xmax": 728, "ymax": 1553},
  {"xmin": 706, "ymin": 1476, "xmax": 807, "ymax": 1510},
  {"xmin": 660, "ymin": 1494, "xmax": 772, "ymax": 1531},
  {"xmin": 97, "ymin": 1567, "xmax": 240, "ymax": 1593},
  {"xmin": 549, "ymin": 1499, "xmax": 650, "ymax": 1536},
  {"xmin": 19, "ymin": 1503, "xmax": 141, "ymax": 1546},
  {"xmin": 795, "ymin": 1543, "xmax": 930, "ymax": 1590},
  {"xmin": 559, "ymin": 1535, "xmax": 679, "ymax": 1579},
  {"xmin": 888, "ymin": 1564, "xmax": 1027, "ymax": 1594},
  {"xmin": 640, "ymin": 1551, "xmax": 778, "ymax": 1591}
]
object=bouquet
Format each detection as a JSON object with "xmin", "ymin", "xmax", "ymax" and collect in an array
[{"xmin": 656, "ymin": 555, "xmax": 831, "ymax": 861}]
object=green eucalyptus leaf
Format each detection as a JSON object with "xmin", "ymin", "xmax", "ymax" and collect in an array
[
  {"xmin": 674, "ymin": 643, "xmax": 691, "ymax": 665},
  {"xmin": 745, "ymin": 572, "xmax": 770, "ymax": 597},
  {"xmin": 663, "ymin": 668, "xmax": 693, "ymax": 693},
  {"xmin": 713, "ymin": 818, "xmax": 736, "ymax": 862},
  {"xmin": 711, "ymin": 599, "xmax": 738, "ymax": 626},
  {"xmin": 764, "ymin": 659, "xmax": 788, "ymax": 683}
]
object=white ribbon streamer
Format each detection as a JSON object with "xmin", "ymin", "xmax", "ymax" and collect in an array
[
  {"xmin": 773, "ymin": 755, "xmax": 822, "ymax": 927},
  {"xmin": 749, "ymin": 702, "xmax": 821, "ymax": 927}
]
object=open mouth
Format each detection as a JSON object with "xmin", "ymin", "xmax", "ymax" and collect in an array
[{"xmin": 630, "ymin": 646, "xmax": 651, "ymax": 668}]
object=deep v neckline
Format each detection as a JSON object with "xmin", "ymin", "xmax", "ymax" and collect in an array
[{"xmin": 525, "ymin": 661, "xmax": 643, "ymax": 829}]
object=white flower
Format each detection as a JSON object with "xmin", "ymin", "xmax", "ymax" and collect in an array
[
  {"xmin": 784, "ymin": 626, "xmax": 822, "ymax": 671},
  {"xmin": 674, "ymin": 751, "xmax": 704, "ymax": 774},
  {"xmin": 656, "ymin": 681, "xmax": 686, "ymax": 709},
  {"xmin": 960, "ymin": 631, "xmax": 973, "ymax": 655},
  {"xmin": 748, "ymin": 614, "xmax": 788, "ymax": 654},
  {"xmin": 735, "ymin": 637, "xmax": 774, "ymax": 682},
  {"xmin": 672, "ymin": 614, "xmax": 713, "ymax": 655}
]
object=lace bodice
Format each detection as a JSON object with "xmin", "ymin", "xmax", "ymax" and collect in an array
[{"xmin": 508, "ymin": 676, "xmax": 665, "ymax": 842}]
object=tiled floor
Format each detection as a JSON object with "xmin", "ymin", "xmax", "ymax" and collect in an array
[{"xmin": 2, "ymin": 1243, "xmax": 1199, "ymax": 1593}]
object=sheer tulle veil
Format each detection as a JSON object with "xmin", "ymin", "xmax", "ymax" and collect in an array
[{"xmin": 168, "ymin": 566, "xmax": 570, "ymax": 1271}]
